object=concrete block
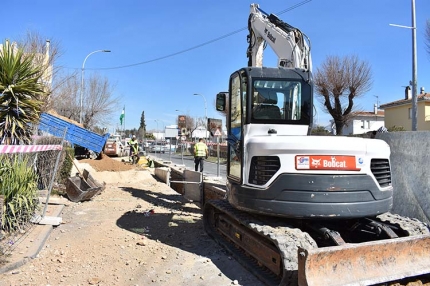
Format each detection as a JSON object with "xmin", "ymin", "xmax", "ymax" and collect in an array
[
  {"xmin": 183, "ymin": 170, "xmax": 202, "ymax": 202},
  {"xmin": 154, "ymin": 167, "xmax": 170, "ymax": 185}
]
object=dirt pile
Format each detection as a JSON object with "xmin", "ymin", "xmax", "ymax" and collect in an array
[
  {"xmin": 46, "ymin": 109, "xmax": 84, "ymax": 128},
  {"xmin": 79, "ymin": 155, "xmax": 136, "ymax": 172}
]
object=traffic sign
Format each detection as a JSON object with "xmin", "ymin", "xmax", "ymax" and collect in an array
[{"xmin": 214, "ymin": 129, "xmax": 221, "ymax": 136}]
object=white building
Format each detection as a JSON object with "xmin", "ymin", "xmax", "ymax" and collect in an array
[
  {"xmin": 191, "ymin": 126, "xmax": 210, "ymax": 139},
  {"xmin": 331, "ymin": 105, "xmax": 385, "ymax": 135}
]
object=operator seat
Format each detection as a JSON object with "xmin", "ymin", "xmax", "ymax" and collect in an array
[{"xmin": 252, "ymin": 90, "xmax": 282, "ymax": 119}]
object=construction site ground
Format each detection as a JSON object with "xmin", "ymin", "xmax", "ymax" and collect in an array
[
  {"xmin": 0, "ymin": 155, "xmax": 429, "ymax": 286},
  {"xmin": 0, "ymin": 155, "xmax": 261, "ymax": 286}
]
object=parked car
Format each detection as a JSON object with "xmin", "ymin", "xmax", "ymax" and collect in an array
[
  {"xmin": 149, "ymin": 143, "xmax": 165, "ymax": 153},
  {"xmin": 104, "ymin": 139, "xmax": 126, "ymax": 157},
  {"xmin": 163, "ymin": 144, "xmax": 177, "ymax": 153}
]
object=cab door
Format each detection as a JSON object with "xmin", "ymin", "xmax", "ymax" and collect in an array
[{"xmin": 227, "ymin": 71, "xmax": 247, "ymax": 183}]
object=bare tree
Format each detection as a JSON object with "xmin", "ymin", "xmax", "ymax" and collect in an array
[
  {"xmin": 50, "ymin": 72, "xmax": 119, "ymax": 130},
  {"xmin": 48, "ymin": 71, "xmax": 80, "ymax": 121},
  {"xmin": 17, "ymin": 31, "xmax": 63, "ymax": 110},
  {"xmin": 82, "ymin": 74, "xmax": 119, "ymax": 129},
  {"xmin": 314, "ymin": 55, "xmax": 372, "ymax": 135}
]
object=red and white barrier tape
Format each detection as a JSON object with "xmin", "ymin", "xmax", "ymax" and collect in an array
[
  {"xmin": 182, "ymin": 141, "xmax": 227, "ymax": 146},
  {"xmin": 0, "ymin": 145, "xmax": 63, "ymax": 154}
]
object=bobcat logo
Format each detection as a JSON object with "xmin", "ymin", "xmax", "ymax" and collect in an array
[{"xmin": 311, "ymin": 158, "xmax": 321, "ymax": 166}]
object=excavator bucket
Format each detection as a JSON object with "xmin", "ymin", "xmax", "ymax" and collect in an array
[{"xmin": 298, "ymin": 234, "xmax": 430, "ymax": 286}]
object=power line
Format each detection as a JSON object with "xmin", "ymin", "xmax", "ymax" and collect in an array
[{"xmin": 84, "ymin": 0, "xmax": 312, "ymax": 71}]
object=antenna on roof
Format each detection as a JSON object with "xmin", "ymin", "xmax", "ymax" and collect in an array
[{"xmin": 373, "ymin": 95, "xmax": 379, "ymax": 109}]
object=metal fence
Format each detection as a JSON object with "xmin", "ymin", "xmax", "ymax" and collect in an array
[{"xmin": 0, "ymin": 133, "xmax": 66, "ymax": 261}]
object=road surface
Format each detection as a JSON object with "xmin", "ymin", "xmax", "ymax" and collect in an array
[{"xmin": 150, "ymin": 151, "xmax": 227, "ymax": 182}]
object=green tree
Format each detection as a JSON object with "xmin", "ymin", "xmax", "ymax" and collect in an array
[
  {"xmin": 138, "ymin": 110, "xmax": 146, "ymax": 140},
  {"xmin": 315, "ymin": 55, "xmax": 372, "ymax": 136},
  {"xmin": 145, "ymin": 133, "xmax": 155, "ymax": 140},
  {"xmin": 0, "ymin": 40, "xmax": 48, "ymax": 144}
]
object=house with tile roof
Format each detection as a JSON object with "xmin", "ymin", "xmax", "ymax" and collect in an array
[
  {"xmin": 380, "ymin": 86, "xmax": 430, "ymax": 131},
  {"xmin": 329, "ymin": 104, "xmax": 385, "ymax": 135}
]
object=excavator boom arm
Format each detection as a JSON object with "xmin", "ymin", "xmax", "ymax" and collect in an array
[{"xmin": 247, "ymin": 3, "xmax": 311, "ymax": 70}]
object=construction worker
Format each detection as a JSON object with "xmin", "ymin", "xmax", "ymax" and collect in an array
[
  {"xmin": 128, "ymin": 135, "xmax": 140, "ymax": 164},
  {"xmin": 194, "ymin": 138, "xmax": 208, "ymax": 172}
]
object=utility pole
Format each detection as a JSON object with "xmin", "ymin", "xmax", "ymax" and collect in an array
[
  {"xmin": 411, "ymin": 0, "xmax": 418, "ymax": 131},
  {"xmin": 389, "ymin": 0, "xmax": 418, "ymax": 131}
]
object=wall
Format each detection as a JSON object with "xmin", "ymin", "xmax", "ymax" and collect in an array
[
  {"xmin": 377, "ymin": 131, "xmax": 430, "ymax": 224},
  {"xmin": 384, "ymin": 105, "xmax": 410, "ymax": 130}
]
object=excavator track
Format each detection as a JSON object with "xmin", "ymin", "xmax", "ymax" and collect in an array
[
  {"xmin": 204, "ymin": 200, "xmax": 430, "ymax": 286},
  {"xmin": 204, "ymin": 199, "xmax": 317, "ymax": 286},
  {"xmin": 376, "ymin": 212, "xmax": 430, "ymax": 236}
]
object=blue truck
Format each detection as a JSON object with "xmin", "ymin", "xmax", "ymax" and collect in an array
[{"xmin": 38, "ymin": 112, "xmax": 110, "ymax": 158}]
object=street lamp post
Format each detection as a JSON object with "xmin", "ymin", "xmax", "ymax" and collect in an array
[
  {"xmin": 154, "ymin": 120, "xmax": 159, "ymax": 156},
  {"xmin": 80, "ymin": 49, "xmax": 111, "ymax": 124},
  {"xmin": 193, "ymin": 93, "xmax": 208, "ymax": 140},
  {"xmin": 389, "ymin": 0, "xmax": 417, "ymax": 131}
]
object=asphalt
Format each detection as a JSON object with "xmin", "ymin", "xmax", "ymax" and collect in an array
[{"xmin": 0, "ymin": 202, "xmax": 65, "ymax": 275}]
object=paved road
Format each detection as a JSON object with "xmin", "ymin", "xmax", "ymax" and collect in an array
[{"xmin": 149, "ymin": 151, "xmax": 227, "ymax": 182}]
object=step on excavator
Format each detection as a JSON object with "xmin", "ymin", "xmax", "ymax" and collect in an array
[{"xmin": 203, "ymin": 4, "xmax": 430, "ymax": 286}]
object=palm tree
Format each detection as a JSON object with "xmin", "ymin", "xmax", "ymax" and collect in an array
[{"xmin": 0, "ymin": 40, "xmax": 47, "ymax": 144}]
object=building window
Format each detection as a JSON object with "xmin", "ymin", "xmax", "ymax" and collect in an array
[
  {"xmin": 409, "ymin": 108, "xmax": 412, "ymax": 119},
  {"xmin": 361, "ymin": 120, "xmax": 369, "ymax": 129}
]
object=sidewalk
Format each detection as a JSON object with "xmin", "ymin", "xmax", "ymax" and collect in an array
[{"xmin": 0, "ymin": 201, "xmax": 65, "ymax": 274}]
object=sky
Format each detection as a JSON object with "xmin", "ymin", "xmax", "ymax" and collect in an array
[{"xmin": 2, "ymin": 0, "xmax": 430, "ymax": 133}]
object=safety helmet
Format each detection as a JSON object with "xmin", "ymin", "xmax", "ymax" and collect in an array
[{"xmin": 132, "ymin": 135, "xmax": 136, "ymax": 139}]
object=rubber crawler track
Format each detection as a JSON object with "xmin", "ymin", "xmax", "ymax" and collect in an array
[
  {"xmin": 204, "ymin": 200, "xmax": 430, "ymax": 286},
  {"xmin": 204, "ymin": 200, "xmax": 317, "ymax": 286},
  {"xmin": 376, "ymin": 212, "xmax": 430, "ymax": 236}
]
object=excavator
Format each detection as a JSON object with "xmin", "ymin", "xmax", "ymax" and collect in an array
[{"xmin": 203, "ymin": 4, "xmax": 430, "ymax": 286}]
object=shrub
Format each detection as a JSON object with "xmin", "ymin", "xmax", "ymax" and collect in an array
[
  {"xmin": 0, "ymin": 156, "xmax": 39, "ymax": 232},
  {"xmin": 58, "ymin": 147, "xmax": 74, "ymax": 185},
  {"xmin": 33, "ymin": 136, "xmax": 73, "ymax": 185},
  {"xmin": 388, "ymin": 125, "xmax": 406, "ymax": 132}
]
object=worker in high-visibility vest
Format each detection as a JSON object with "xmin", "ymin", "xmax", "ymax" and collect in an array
[
  {"xmin": 194, "ymin": 138, "xmax": 208, "ymax": 172},
  {"xmin": 128, "ymin": 135, "xmax": 140, "ymax": 164}
]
